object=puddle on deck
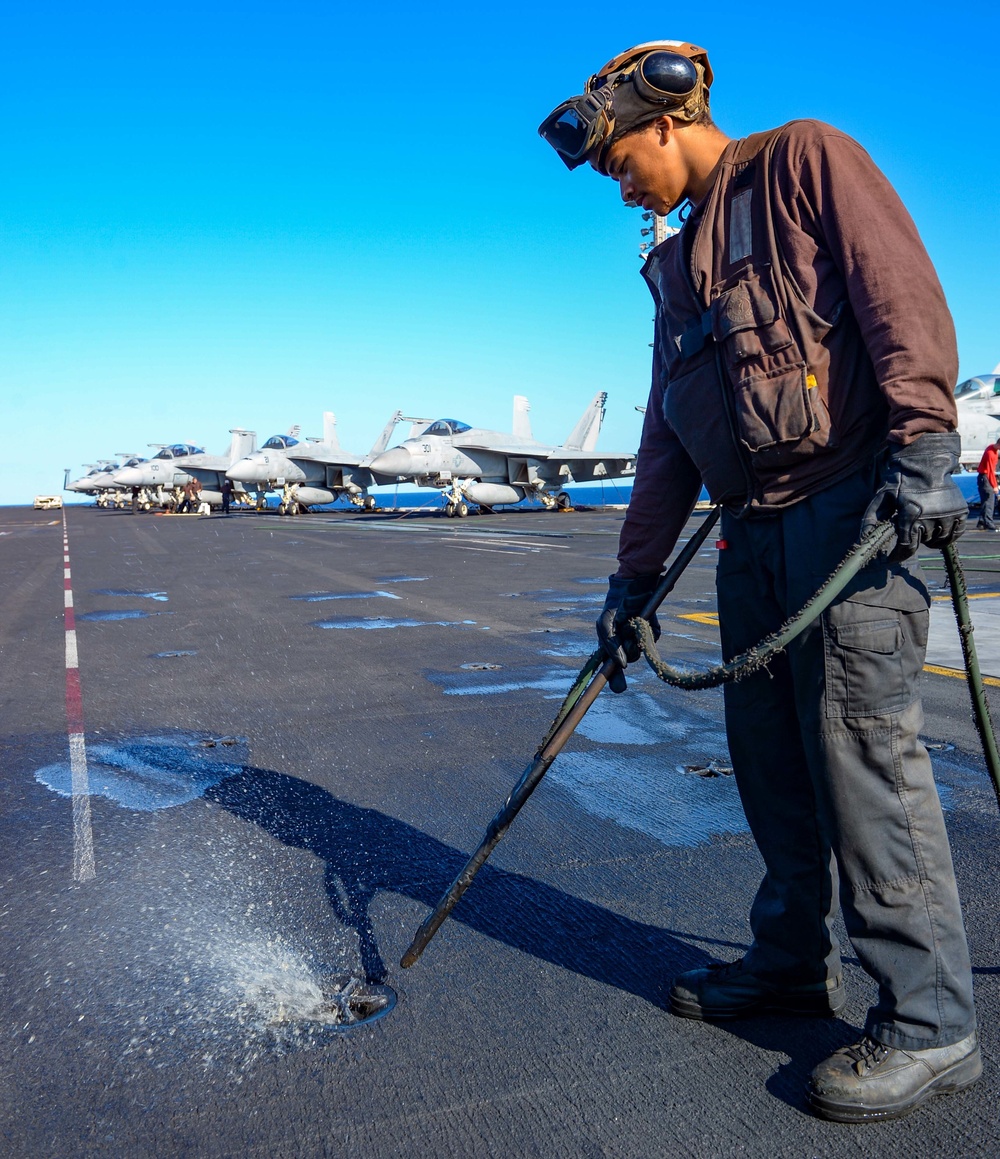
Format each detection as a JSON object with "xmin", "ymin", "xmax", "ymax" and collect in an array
[
  {"xmin": 311, "ymin": 617, "xmax": 477, "ymax": 631},
  {"xmin": 152, "ymin": 650, "xmax": 198, "ymax": 659},
  {"xmin": 91, "ymin": 589, "xmax": 169, "ymax": 601},
  {"xmin": 77, "ymin": 609, "xmax": 171, "ymax": 622},
  {"xmin": 375, "ymin": 575, "xmax": 428, "ymax": 583},
  {"xmin": 290, "ymin": 591, "xmax": 402, "ymax": 602},
  {"xmin": 428, "ymin": 666, "xmax": 572, "ymax": 697},
  {"xmin": 35, "ymin": 733, "xmax": 247, "ymax": 811}
]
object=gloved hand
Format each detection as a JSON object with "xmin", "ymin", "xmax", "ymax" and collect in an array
[
  {"xmin": 596, "ymin": 574, "xmax": 661, "ymax": 694},
  {"xmin": 862, "ymin": 432, "xmax": 967, "ymax": 559}
]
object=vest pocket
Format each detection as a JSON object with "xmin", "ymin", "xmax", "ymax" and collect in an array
[
  {"xmin": 712, "ymin": 268, "xmax": 831, "ymax": 460},
  {"xmin": 733, "ymin": 362, "xmax": 817, "ymax": 453}
]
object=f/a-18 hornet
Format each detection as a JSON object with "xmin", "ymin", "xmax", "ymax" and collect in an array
[
  {"xmin": 226, "ymin": 411, "xmax": 403, "ymax": 514},
  {"xmin": 65, "ymin": 455, "xmax": 149, "ymax": 507},
  {"xmin": 954, "ymin": 363, "xmax": 1000, "ymax": 467},
  {"xmin": 113, "ymin": 429, "xmax": 257, "ymax": 508},
  {"xmin": 367, "ymin": 392, "xmax": 635, "ymax": 515}
]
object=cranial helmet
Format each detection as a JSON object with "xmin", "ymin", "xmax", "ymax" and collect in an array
[{"xmin": 539, "ymin": 40, "xmax": 713, "ymax": 172}]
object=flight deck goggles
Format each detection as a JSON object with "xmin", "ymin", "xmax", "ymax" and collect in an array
[{"xmin": 538, "ymin": 41, "xmax": 712, "ymax": 172}]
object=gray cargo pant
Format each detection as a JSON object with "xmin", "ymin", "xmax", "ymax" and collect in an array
[{"xmin": 717, "ymin": 467, "xmax": 976, "ymax": 1050}]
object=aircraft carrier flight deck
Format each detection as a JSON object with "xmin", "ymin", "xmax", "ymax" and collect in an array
[{"xmin": 1, "ymin": 503, "xmax": 999, "ymax": 1157}]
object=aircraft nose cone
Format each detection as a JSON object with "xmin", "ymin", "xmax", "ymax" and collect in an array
[
  {"xmin": 369, "ymin": 448, "xmax": 413, "ymax": 476},
  {"xmin": 227, "ymin": 459, "xmax": 264, "ymax": 483},
  {"xmin": 114, "ymin": 468, "xmax": 144, "ymax": 486}
]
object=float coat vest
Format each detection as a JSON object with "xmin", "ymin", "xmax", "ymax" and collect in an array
[{"xmin": 641, "ymin": 123, "xmax": 889, "ymax": 513}]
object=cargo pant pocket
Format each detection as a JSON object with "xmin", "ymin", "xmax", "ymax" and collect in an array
[{"xmin": 823, "ymin": 606, "xmax": 914, "ymax": 719}]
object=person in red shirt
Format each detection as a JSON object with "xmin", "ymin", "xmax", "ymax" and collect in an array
[{"xmin": 976, "ymin": 438, "xmax": 1000, "ymax": 531}]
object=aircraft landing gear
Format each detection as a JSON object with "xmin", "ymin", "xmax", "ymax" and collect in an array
[
  {"xmin": 555, "ymin": 490, "xmax": 572, "ymax": 510},
  {"xmin": 362, "ymin": 494, "xmax": 377, "ymax": 511}
]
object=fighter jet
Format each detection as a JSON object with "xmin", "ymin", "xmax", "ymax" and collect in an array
[
  {"xmin": 954, "ymin": 366, "xmax": 1000, "ymax": 467},
  {"xmin": 114, "ymin": 429, "xmax": 257, "ymax": 508},
  {"xmin": 367, "ymin": 392, "xmax": 635, "ymax": 516},
  {"xmin": 226, "ymin": 411, "xmax": 403, "ymax": 514},
  {"xmin": 65, "ymin": 463, "xmax": 114, "ymax": 495},
  {"xmin": 65, "ymin": 456, "xmax": 149, "ymax": 507}
]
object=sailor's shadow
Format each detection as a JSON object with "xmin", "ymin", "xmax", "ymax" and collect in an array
[{"xmin": 205, "ymin": 766, "xmax": 710, "ymax": 1006}]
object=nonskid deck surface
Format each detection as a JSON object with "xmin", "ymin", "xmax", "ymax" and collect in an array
[{"xmin": 1, "ymin": 504, "xmax": 998, "ymax": 1157}]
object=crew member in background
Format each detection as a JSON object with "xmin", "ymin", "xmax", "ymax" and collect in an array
[
  {"xmin": 177, "ymin": 477, "xmax": 200, "ymax": 514},
  {"xmin": 976, "ymin": 437, "xmax": 1000, "ymax": 531},
  {"xmin": 540, "ymin": 39, "xmax": 979, "ymax": 1123},
  {"xmin": 220, "ymin": 476, "xmax": 233, "ymax": 516}
]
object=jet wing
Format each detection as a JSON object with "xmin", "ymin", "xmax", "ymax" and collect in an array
[
  {"xmin": 287, "ymin": 447, "xmax": 365, "ymax": 468},
  {"xmin": 538, "ymin": 450, "xmax": 637, "ymax": 479},
  {"xmin": 487, "ymin": 446, "xmax": 635, "ymax": 472}
]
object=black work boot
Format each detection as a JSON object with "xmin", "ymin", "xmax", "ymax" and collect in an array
[
  {"xmin": 807, "ymin": 1031, "xmax": 982, "ymax": 1122},
  {"xmin": 669, "ymin": 958, "xmax": 846, "ymax": 1020}
]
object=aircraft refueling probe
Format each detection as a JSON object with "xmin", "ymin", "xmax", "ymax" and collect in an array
[{"xmin": 400, "ymin": 516, "xmax": 1000, "ymax": 968}]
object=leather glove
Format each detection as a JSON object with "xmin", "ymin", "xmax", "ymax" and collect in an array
[
  {"xmin": 862, "ymin": 432, "xmax": 967, "ymax": 559},
  {"xmin": 596, "ymin": 574, "xmax": 661, "ymax": 694}
]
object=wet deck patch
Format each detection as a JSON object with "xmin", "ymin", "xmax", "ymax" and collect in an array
[
  {"xmin": 427, "ymin": 665, "xmax": 571, "ymax": 697},
  {"xmin": 540, "ymin": 637, "xmax": 595, "ymax": 659},
  {"xmin": 548, "ymin": 751, "xmax": 749, "ymax": 847},
  {"xmin": 35, "ymin": 733, "xmax": 247, "ymax": 811},
  {"xmin": 311, "ymin": 618, "xmax": 476, "ymax": 631},
  {"xmin": 77, "ymin": 609, "xmax": 159, "ymax": 621},
  {"xmin": 152, "ymin": 649, "xmax": 198, "ymax": 659},
  {"xmin": 91, "ymin": 589, "xmax": 169, "ymax": 601},
  {"xmin": 290, "ymin": 591, "xmax": 402, "ymax": 602},
  {"xmin": 375, "ymin": 575, "xmax": 428, "ymax": 583}
]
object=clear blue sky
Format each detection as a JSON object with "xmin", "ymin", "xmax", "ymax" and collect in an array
[{"xmin": 2, "ymin": 2, "xmax": 998, "ymax": 504}]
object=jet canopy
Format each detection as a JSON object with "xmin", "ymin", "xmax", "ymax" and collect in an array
[
  {"xmin": 423, "ymin": 419, "xmax": 472, "ymax": 435},
  {"xmin": 153, "ymin": 444, "xmax": 204, "ymax": 459},
  {"xmin": 955, "ymin": 375, "xmax": 1000, "ymax": 400},
  {"xmin": 262, "ymin": 435, "xmax": 300, "ymax": 449}
]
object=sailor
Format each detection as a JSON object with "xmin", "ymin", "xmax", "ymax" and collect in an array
[
  {"xmin": 976, "ymin": 437, "xmax": 1000, "ymax": 531},
  {"xmin": 540, "ymin": 41, "xmax": 979, "ymax": 1122}
]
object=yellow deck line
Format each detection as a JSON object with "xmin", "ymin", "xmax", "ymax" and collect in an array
[
  {"xmin": 923, "ymin": 664, "xmax": 1000, "ymax": 687},
  {"xmin": 678, "ymin": 611, "xmax": 720, "ymax": 626},
  {"xmin": 932, "ymin": 592, "xmax": 1000, "ymax": 601},
  {"xmin": 676, "ymin": 613, "xmax": 1000, "ymax": 686}
]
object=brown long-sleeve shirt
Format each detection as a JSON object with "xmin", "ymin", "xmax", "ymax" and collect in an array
[{"xmin": 618, "ymin": 120, "xmax": 958, "ymax": 578}]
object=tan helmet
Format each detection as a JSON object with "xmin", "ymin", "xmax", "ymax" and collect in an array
[{"xmin": 539, "ymin": 40, "xmax": 713, "ymax": 172}]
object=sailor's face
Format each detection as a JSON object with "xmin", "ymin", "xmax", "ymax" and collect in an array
[{"xmin": 599, "ymin": 120, "xmax": 685, "ymax": 216}]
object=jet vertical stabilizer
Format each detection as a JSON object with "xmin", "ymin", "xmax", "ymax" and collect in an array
[
  {"xmin": 227, "ymin": 428, "xmax": 257, "ymax": 465},
  {"xmin": 564, "ymin": 391, "xmax": 607, "ymax": 450},
  {"xmin": 512, "ymin": 396, "xmax": 533, "ymax": 441},
  {"xmin": 322, "ymin": 413, "xmax": 341, "ymax": 452},
  {"xmin": 366, "ymin": 410, "xmax": 403, "ymax": 459}
]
